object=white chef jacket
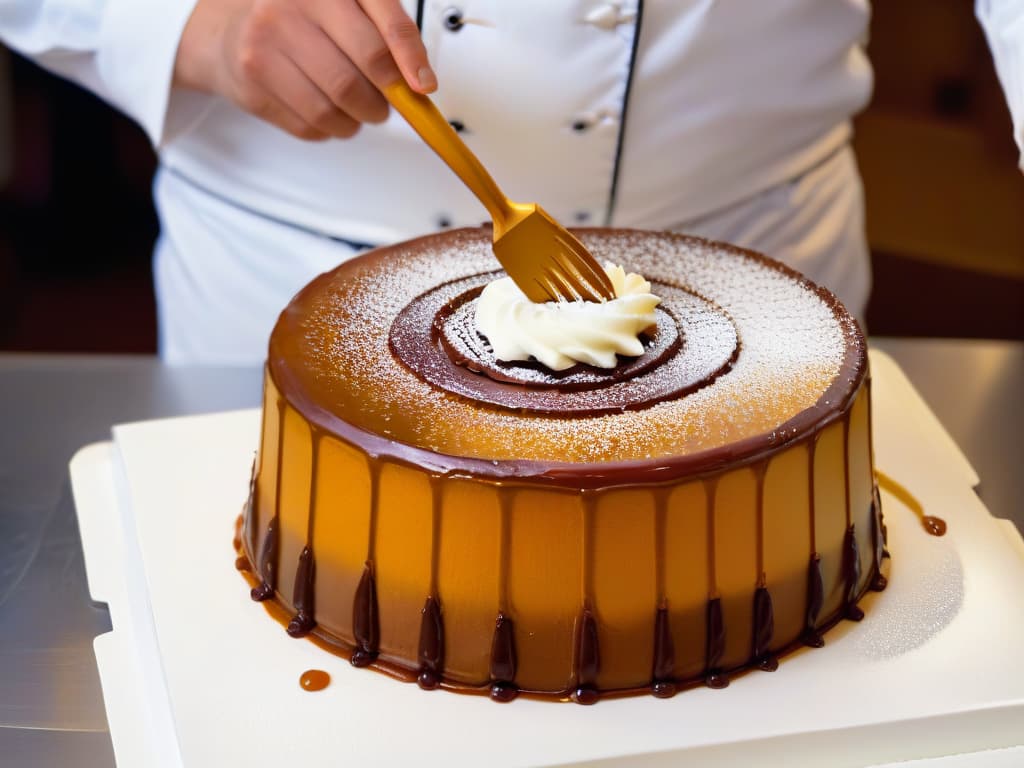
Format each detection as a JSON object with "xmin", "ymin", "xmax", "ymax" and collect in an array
[{"xmin": 3, "ymin": 1, "xmax": 1022, "ymax": 363}]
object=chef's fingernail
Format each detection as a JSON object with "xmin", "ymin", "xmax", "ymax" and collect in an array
[{"xmin": 417, "ymin": 66, "xmax": 437, "ymax": 92}]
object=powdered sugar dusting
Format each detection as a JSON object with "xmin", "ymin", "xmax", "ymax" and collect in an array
[{"xmin": 284, "ymin": 230, "xmax": 853, "ymax": 463}]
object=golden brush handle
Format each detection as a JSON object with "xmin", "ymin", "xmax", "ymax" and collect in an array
[{"xmin": 384, "ymin": 80, "xmax": 515, "ymax": 230}]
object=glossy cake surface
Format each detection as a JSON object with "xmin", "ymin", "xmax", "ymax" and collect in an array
[{"xmin": 240, "ymin": 228, "xmax": 885, "ymax": 702}]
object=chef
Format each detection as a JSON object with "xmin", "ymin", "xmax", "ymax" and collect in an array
[{"xmin": 2, "ymin": 1, "xmax": 1022, "ymax": 363}]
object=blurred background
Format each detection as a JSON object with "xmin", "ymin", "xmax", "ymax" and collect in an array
[{"xmin": 0, "ymin": 0, "xmax": 1022, "ymax": 353}]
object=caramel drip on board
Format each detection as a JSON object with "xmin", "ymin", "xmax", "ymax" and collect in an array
[
  {"xmin": 752, "ymin": 587, "xmax": 777, "ymax": 671},
  {"xmin": 417, "ymin": 478, "xmax": 445, "ymax": 689},
  {"xmin": 288, "ymin": 433, "xmax": 321, "ymax": 637},
  {"xmin": 489, "ymin": 488, "xmax": 518, "ymax": 701},
  {"xmin": 842, "ymin": 525, "xmax": 865, "ymax": 621},
  {"xmin": 299, "ymin": 669, "xmax": 330, "ymax": 692},
  {"xmin": 876, "ymin": 470, "xmax": 947, "ymax": 537},
  {"xmin": 704, "ymin": 597, "xmax": 728, "ymax": 688},
  {"xmin": 351, "ymin": 461, "xmax": 382, "ymax": 668}
]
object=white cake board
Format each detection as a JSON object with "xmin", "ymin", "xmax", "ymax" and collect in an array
[{"xmin": 70, "ymin": 351, "xmax": 1024, "ymax": 767}]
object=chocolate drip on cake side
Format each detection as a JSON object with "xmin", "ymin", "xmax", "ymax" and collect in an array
[
  {"xmin": 252, "ymin": 399, "xmax": 287, "ymax": 602},
  {"xmin": 416, "ymin": 478, "xmax": 445, "ymax": 689},
  {"xmin": 572, "ymin": 493, "xmax": 601, "ymax": 704},
  {"xmin": 703, "ymin": 478, "xmax": 729, "ymax": 689},
  {"xmin": 650, "ymin": 489, "xmax": 676, "ymax": 698},
  {"xmin": 242, "ymin": 396, "xmax": 270, "ymax": 560},
  {"xmin": 839, "ymin": 412, "xmax": 865, "ymax": 621},
  {"xmin": 288, "ymin": 432, "xmax": 321, "ymax": 638},
  {"xmin": 351, "ymin": 461, "xmax": 382, "ymax": 667},
  {"xmin": 870, "ymin": 484, "xmax": 888, "ymax": 591},
  {"xmin": 489, "ymin": 488, "xmax": 518, "ymax": 702},
  {"xmin": 750, "ymin": 462, "xmax": 777, "ymax": 671},
  {"xmin": 841, "ymin": 525, "xmax": 864, "ymax": 621},
  {"xmin": 802, "ymin": 436, "xmax": 825, "ymax": 647},
  {"xmin": 865, "ymin": 377, "xmax": 890, "ymax": 591}
]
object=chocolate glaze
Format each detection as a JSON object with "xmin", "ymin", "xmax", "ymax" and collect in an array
[
  {"xmin": 842, "ymin": 526, "xmax": 865, "ymax": 622},
  {"xmin": 705, "ymin": 597, "xmax": 728, "ymax": 689},
  {"xmin": 351, "ymin": 562, "xmax": 379, "ymax": 667},
  {"xmin": 752, "ymin": 587, "xmax": 778, "ymax": 671},
  {"xmin": 269, "ymin": 228, "xmax": 868, "ymax": 489},
  {"xmin": 651, "ymin": 604, "xmax": 676, "ymax": 697},
  {"xmin": 573, "ymin": 608, "xmax": 601, "ymax": 704},
  {"xmin": 389, "ymin": 274, "xmax": 738, "ymax": 416},
  {"xmin": 417, "ymin": 596, "xmax": 444, "ymax": 690},
  {"xmin": 299, "ymin": 669, "xmax": 330, "ymax": 692},
  {"xmin": 803, "ymin": 555, "xmax": 825, "ymax": 648},
  {"xmin": 287, "ymin": 546, "xmax": 316, "ymax": 637}
]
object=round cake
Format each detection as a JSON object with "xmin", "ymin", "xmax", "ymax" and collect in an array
[{"xmin": 238, "ymin": 227, "xmax": 886, "ymax": 703}]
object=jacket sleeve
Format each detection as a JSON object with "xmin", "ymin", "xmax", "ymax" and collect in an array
[
  {"xmin": 0, "ymin": 0, "xmax": 211, "ymax": 147},
  {"xmin": 976, "ymin": 0, "xmax": 1024, "ymax": 167}
]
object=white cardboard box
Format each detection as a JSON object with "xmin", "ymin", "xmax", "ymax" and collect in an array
[{"xmin": 70, "ymin": 351, "xmax": 1024, "ymax": 767}]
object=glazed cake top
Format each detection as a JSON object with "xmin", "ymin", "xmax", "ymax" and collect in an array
[{"xmin": 268, "ymin": 228, "xmax": 865, "ymax": 482}]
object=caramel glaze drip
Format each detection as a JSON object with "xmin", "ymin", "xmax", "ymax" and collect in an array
[
  {"xmin": 842, "ymin": 526, "xmax": 865, "ymax": 622},
  {"xmin": 651, "ymin": 605, "xmax": 676, "ymax": 698},
  {"xmin": 417, "ymin": 596, "xmax": 444, "ymax": 690},
  {"xmin": 300, "ymin": 669, "xmax": 330, "ymax": 692},
  {"xmin": 704, "ymin": 598, "xmax": 728, "ymax": 689},
  {"xmin": 751, "ymin": 587, "xmax": 778, "ymax": 671},
  {"xmin": 572, "ymin": 608, "xmax": 601, "ymax": 705}
]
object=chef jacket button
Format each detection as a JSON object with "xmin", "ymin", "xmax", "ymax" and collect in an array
[
  {"xmin": 448, "ymin": 119, "xmax": 466, "ymax": 133},
  {"xmin": 437, "ymin": 215, "xmax": 453, "ymax": 229},
  {"xmin": 571, "ymin": 119, "xmax": 590, "ymax": 133},
  {"xmin": 574, "ymin": 211, "xmax": 592, "ymax": 223},
  {"xmin": 443, "ymin": 7, "xmax": 464, "ymax": 31}
]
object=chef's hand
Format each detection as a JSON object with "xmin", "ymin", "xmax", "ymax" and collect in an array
[{"xmin": 173, "ymin": 0, "xmax": 436, "ymax": 140}]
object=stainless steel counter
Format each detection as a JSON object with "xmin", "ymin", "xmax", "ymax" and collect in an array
[{"xmin": 0, "ymin": 339, "xmax": 1020, "ymax": 766}]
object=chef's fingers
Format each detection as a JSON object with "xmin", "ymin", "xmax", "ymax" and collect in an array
[
  {"xmin": 261, "ymin": 50, "xmax": 363, "ymax": 138},
  {"xmin": 287, "ymin": 13, "xmax": 390, "ymax": 124},
  {"xmin": 241, "ymin": 80, "xmax": 331, "ymax": 141},
  {"xmin": 353, "ymin": 0, "xmax": 436, "ymax": 92}
]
